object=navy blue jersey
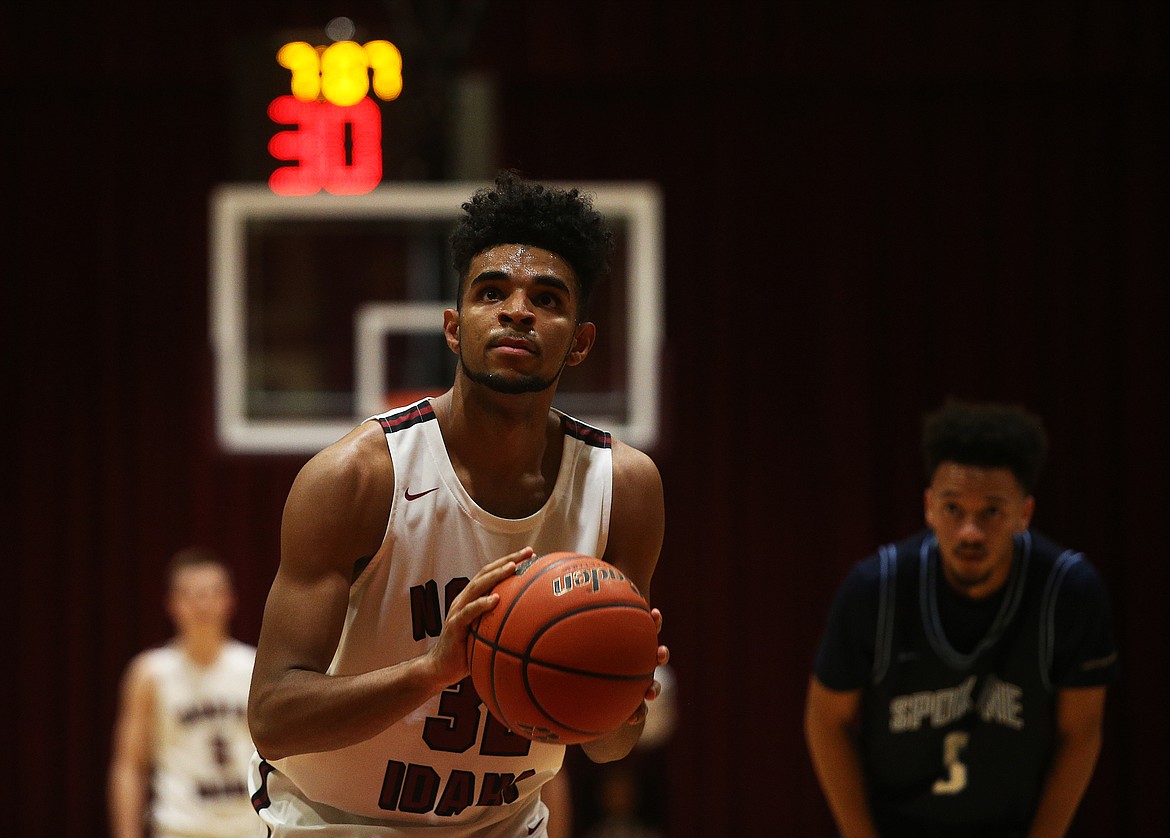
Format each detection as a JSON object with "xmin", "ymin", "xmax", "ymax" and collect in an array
[{"xmin": 813, "ymin": 530, "xmax": 1118, "ymax": 837}]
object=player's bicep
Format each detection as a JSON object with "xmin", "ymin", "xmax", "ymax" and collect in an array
[
  {"xmin": 1055, "ymin": 685, "xmax": 1107, "ymax": 741},
  {"xmin": 806, "ymin": 676, "xmax": 863, "ymax": 729},
  {"xmin": 111, "ymin": 658, "xmax": 155, "ymax": 770},
  {"xmin": 254, "ymin": 427, "xmax": 393, "ymax": 682},
  {"xmin": 1052, "ymin": 560, "xmax": 1119, "ymax": 686},
  {"xmin": 813, "ymin": 560, "xmax": 883, "ymax": 690},
  {"xmin": 253, "ymin": 557, "xmax": 352, "ymax": 681}
]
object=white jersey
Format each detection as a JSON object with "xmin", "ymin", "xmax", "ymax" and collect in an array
[
  {"xmin": 145, "ymin": 639, "xmax": 266, "ymax": 838},
  {"xmin": 252, "ymin": 399, "xmax": 613, "ymax": 835}
]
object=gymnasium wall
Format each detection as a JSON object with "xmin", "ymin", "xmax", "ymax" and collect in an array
[{"xmin": 8, "ymin": 2, "xmax": 1168, "ymax": 835}]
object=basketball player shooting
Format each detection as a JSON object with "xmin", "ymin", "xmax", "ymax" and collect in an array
[{"xmin": 246, "ymin": 170, "xmax": 669, "ymax": 836}]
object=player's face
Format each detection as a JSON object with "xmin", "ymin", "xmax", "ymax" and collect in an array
[
  {"xmin": 446, "ymin": 244, "xmax": 595, "ymax": 395},
  {"xmin": 168, "ymin": 564, "xmax": 236, "ymax": 634},
  {"xmin": 924, "ymin": 462, "xmax": 1035, "ymax": 600}
]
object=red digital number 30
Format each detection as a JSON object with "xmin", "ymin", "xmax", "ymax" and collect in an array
[{"xmin": 268, "ymin": 95, "xmax": 383, "ymax": 196}]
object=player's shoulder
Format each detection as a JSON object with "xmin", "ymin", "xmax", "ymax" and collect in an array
[
  {"xmin": 127, "ymin": 643, "xmax": 180, "ymax": 682},
  {"xmin": 280, "ymin": 420, "xmax": 396, "ymax": 573},
  {"xmin": 117, "ymin": 646, "xmax": 167, "ymax": 705},
  {"xmin": 1026, "ymin": 529, "xmax": 1108, "ymax": 590},
  {"xmin": 1026, "ymin": 528, "xmax": 1074, "ymax": 561},
  {"xmin": 838, "ymin": 553, "xmax": 885, "ymax": 597},
  {"xmin": 611, "ymin": 437, "xmax": 659, "ymax": 478},
  {"xmin": 555, "ymin": 404, "xmax": 659, "ymax": 488},
  {"xmin": 830, "ymin": 531, "xmax": 931, "ymax": 604},
  {"xmin": 852, "ymin": 531, "xmax": 930, "ymax": 578},
  {"xmin": 316, "ymin": 419, "xmax": 393, "ymax": 468},
  {"xmin": 609, "ymin": 438, "xmax": 664, "ymax": 523},
  {"xmin": 292, "ymin": 420, "xmax": 394, "ymax": 502}
]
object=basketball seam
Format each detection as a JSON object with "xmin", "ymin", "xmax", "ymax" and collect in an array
[
  {"xmin": 477, "ymin": 643, "xmax": 656, "ymax": 681},
  {"xmin": 482, "ymin": 553, "xmax": 588, "ymax": 735},
  {"xmin": 521, "ymin": 601, "xmax": 654, "ymax": 734},
  {"xmin": 471, "ymin": 553, "xmax": 652, "ymax": 741},
  {"xmin": 523, "ymin": 601, "xmax": 655, "ymax": 675}
]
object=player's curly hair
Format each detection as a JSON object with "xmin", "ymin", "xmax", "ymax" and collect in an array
[
  {"xmin": 921, "ymin": 400, "xmax": 1049, "ymax": 494},
  {"xmin": 449, "ymin": 170, "xmax": 614, "ymax": 320}
]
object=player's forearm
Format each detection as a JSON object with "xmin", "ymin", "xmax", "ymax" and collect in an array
[
  {"xmin": 249, "ymin": 655, "xmax": 451, "ymax": 760},
  {"xmin": 805, "ymin": 718, "xmax": 879, "ymax": 838},
  {"xmin": 580, "ymin": 717, "xmax": 644, "ymax": 763},
  {"xmin": 1027, "ymin": 729, "xmax": 1103, "ymax": 838}
]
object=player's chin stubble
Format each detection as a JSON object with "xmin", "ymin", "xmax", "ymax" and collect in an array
[{"xmin": 457, "ymin": 338, "xmax": 572, "ymax": 395}]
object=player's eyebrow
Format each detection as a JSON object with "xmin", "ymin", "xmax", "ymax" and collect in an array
[
  {"xmin": 937, "ymin": 489, "xmax": 1010, "ymax": 504},
  {"xmin": 469, "ymin": 271, "xmax": 572, "ymax": 296}
]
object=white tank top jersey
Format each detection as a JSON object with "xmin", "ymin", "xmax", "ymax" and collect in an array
[
  {"xmin": 253, "ymin": 399, "xmax": 614, "ymax": 836},
  {"xmin": 146, "ymin": 639, "xmax": 266, "ymax": 838}
]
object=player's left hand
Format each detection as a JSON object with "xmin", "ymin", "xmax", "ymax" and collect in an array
[{"xmin": 626, "ymin": 607, "xmax": 669, "ymax": 726}]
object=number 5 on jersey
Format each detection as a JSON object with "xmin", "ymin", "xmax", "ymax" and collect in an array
[{"xmin": 932, "ymin": 731, "xmax": 970, "ymax": 795}]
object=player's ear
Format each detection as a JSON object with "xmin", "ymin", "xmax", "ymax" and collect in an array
[
  {"xmin": 443, "ymin": 308, "xmax": 460, "ymax": 355},
  {"xmin": 566, "ymin": 321, "xmax": 596, "ymax": 367},
  {"xmin": 1017, "ymin": 495, "xmax": 1035, "ymax": 533}
]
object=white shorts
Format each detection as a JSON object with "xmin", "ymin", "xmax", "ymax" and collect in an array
[{"xmin": 250, "ymin": 754, "xmax": 550, "ymax": 837}]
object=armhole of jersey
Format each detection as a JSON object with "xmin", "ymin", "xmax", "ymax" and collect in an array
[
  {"xmin": 559, "ymin": 410, "xmax": 614, "ymax": 559},
  {"xmin": 872, "ymin": 544, "xmax": 898, "ymax": 685},
  {"xmin": 596, "ymin": 445, "xmax": 613, "ymax": 560},
  {"xmin": 1038, "ymin": 549, "xmax": 1083, "ymax": 692}
]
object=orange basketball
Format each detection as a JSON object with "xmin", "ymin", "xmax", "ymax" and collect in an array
[{"xmin": 467, "ymin": 552, "xmax": 658, "ymax": 744}]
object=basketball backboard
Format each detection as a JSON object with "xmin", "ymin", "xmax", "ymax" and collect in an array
[{"xmin": 209, "ymin": 182, "xmax": 663, "ymax": 454}]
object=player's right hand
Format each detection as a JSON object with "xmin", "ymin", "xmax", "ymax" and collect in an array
[{"xmin": 424, "ymin": 547, "xmax": 534, "ymax": 688}]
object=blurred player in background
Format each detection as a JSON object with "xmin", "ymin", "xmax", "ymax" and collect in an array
[
  {"xmin": 246, "ymin": 171, "xmax": 667, "ymax": 836},
  {"xmin": 109, "ymin": 546, "xmax": 265, "ymax": 838},
  {"xmin": 805, "ymin": 400, "xmax": 1119, "ymax": 837}
]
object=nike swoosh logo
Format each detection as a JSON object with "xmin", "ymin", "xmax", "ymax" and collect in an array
[
  {"xmin": 528, "ymin": 817, "xmax": 545, "ymax": 836},
  {"xmin": 404, "ymin": 487, "xmax": 439, "ymax": 501}
]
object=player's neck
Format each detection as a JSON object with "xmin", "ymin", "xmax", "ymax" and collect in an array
[
  {"xmin": 431, "ymin": 388, "xmax": 563, "ymax": 517},
  {"xmin": 432, "ymin": 386, "xmax": 558, "ymax": 469},
  {"xmin": 941, "ymin": 564, "xmax": 1012, "ymax": 601},
  {"xmin": 177, "ymin": 629, "xmax": 230, "ymax": 666}
]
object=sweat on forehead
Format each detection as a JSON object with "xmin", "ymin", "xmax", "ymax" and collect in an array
[{"xmin": 449, "ymin": 171, "xmax": 614, "ymax": 317}]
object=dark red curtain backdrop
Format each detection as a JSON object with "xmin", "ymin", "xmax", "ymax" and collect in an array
[{"xmin": 8, "ymin": 2, "xmax": 1167, "ymax": 836}]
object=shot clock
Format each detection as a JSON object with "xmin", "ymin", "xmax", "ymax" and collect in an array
[{"xmin": 268, "ymin": 38, "xmax": 403, "ymax": 195}]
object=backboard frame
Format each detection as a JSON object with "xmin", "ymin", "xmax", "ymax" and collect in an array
[{"xmin": 209, "ymin": 181, "xmax": 664, "ymax": 454}]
